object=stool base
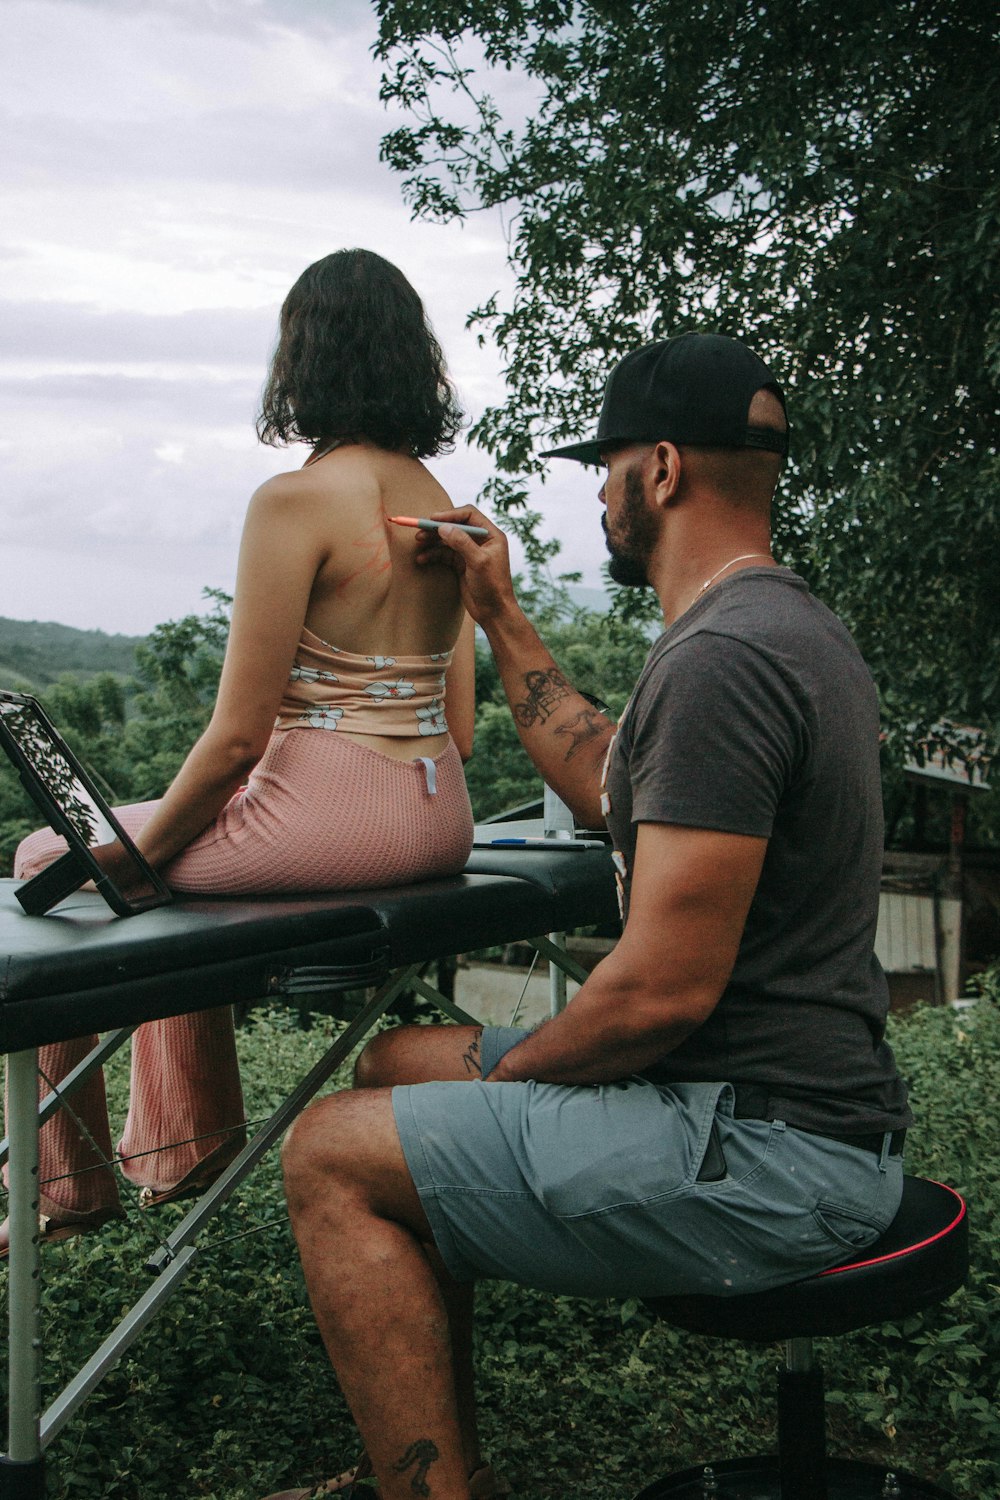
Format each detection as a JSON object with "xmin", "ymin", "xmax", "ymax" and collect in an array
[
  {"xmin": 0, "ymin": 1456, "xmax": 47, "ymax": 1500},
  {"xmin": 634, "ymin": 1455, "xmax": 957, "ymax": 1499}
]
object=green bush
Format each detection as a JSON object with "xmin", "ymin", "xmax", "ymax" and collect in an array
[{"xmin": 2, "ymin": 996, "xmax": 998, "ymax": 1498}]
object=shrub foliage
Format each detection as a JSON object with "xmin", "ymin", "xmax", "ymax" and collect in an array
[{"xmin": 1, "ymin": 992, "xmax": 997, "ymax": 1498}]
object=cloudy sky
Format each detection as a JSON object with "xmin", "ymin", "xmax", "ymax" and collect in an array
[{"xmin": 1, "ymin": 0, "xmax": 606, "ymax": 637}]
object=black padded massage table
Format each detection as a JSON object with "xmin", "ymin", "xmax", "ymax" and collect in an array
[{"xmin": 0, "ymin": 844, "xmax": 616, "ymax": 1498}]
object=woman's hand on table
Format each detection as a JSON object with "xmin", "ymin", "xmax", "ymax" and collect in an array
[{"xmin": 89, "ymin": 838, "xmax": 162, "ymax": 900}]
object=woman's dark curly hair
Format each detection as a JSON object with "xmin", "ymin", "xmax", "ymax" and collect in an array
[{"xmin": 257, "ymin": 249, "xmax": 464, "ymax": 458}]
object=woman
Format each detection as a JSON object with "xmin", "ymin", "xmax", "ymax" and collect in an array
[{"xmin": 2, "ymin": 249, "xmax": 476, "ymax": 1254}]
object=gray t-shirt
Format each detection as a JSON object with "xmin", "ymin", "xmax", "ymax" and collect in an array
[{"xmin": 603, "ymin": 567, "xmax": 912, "ymax": 1134}]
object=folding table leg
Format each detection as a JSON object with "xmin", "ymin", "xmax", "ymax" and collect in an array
[
  {"xmin": 528, "ymin": 934, "xmax": 590, "ymax": 988},
  {"xmin": 144, "ymin": 964, "xmax": 423, "ymax": 1272},
  {"xmin": 2, "ymin": 1046, "xmax": 46, "ymax": 1498},
  {"xmin": 547, "ymin": 931, "xmax": 568, "ymax": 1014},
  {"xmin": 38, "ymin": 970, "xmax": 417, "ymax": 1448},
  {"xmin": 408, "ymin": 973, "xmax": 481, "ymax": 1026}
]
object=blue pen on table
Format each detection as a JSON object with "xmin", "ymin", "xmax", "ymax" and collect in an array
[
  {"xmin": 491, "ymin": 837, "xmax": 550, "ymax": 845},
  {"xmin": 488, "ymin": 834, "xmax": 575, "ymax": 846},
  {"xmin": 488, "ymin": 836, "xmax": 605, "ymax": 849},
  {"xmin": 390, "ymin": 515, "xmax": 490, "ymax": 539}
]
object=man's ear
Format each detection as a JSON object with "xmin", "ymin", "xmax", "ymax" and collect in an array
[{"xmin": 651, "ymin": 441, "xmax": 681, "ymax": 508}]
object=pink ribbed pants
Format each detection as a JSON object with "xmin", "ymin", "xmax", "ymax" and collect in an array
[
  {"xmin": 7, "ymin": 732, "xmax": 473, "ymax": 1218},
  {"xmin": 13, "ymin": 798, "xmax": 247, "ymax": 1216}
]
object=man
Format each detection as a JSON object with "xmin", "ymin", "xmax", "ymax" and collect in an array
[{"xmin": 266, "ymin": 334, "xmax": 911, "ymax": 1500}]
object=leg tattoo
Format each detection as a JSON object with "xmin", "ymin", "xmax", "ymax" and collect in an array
[
  {"xmin": 392, "ymin": 1438, "xmax": 440, "ymax": 1497},
  {"xmin": 460, "ymin": 1028, "xmax": 483, "ymax": 1077}
]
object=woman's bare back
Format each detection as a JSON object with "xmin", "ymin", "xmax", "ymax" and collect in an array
[
  {"xmin": 295, "ymin": 441, "xmax": 466, "ymax": 658},
  {"xmin": 269, "ymin": 440, "xmax": 474, "ymax": 762}
]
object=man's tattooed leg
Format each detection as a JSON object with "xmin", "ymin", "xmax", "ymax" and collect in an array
[
  {"xmin": 460, "ymin": 1027, "xmax": 483, "ymax": 1077},
  {"xmin": 392, "ymin": 1438, "xmax": 440, "ymax": 1497}
]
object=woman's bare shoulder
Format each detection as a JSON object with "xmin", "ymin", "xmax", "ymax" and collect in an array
[
  {"xmin": 374, "ymin": 449, "xmax": 461, "ymax": 512},
  {"xmin": 249, "ymin": 451, "xmax": 381, "ymax": 520},
  {"xmin": 247, "ymin": 445, "xmax": 462, "ymax": 538}
]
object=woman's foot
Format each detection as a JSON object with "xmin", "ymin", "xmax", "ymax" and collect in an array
[
  {"xmin": 0, "ymin": 1202, "xmax": 126, "ymax": 1261},
  {"xmin": 134, "ymin": 1136, "xmax": 244, "ymax": 1210},
  {"xmin": 259, "ymin": 1451, "xmax": 374, "ymax": 1499},
  {"xmin": 259, "ymin": 1457, "xmax": 510, "ymax": 1500}
]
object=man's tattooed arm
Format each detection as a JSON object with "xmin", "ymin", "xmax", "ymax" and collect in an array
[
  {"xmin": 512, "ymin": 667, "xmax": 573, "ymax": 728},
  {"xmin": 480, "ymin": 598, "xmax": 614, "ymax": 823},
  {"xmin": 553, "ymin": 707, "xmax": 609, "ymax": 762}
]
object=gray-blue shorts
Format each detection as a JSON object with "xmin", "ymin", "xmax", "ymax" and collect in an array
[{"xmin": 392, "ymin": 1026, "xmax": 904, "ymax": 1298}]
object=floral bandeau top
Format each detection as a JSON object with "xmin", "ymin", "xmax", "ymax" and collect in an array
[{"xmin": 274, "ymin": 627, "xmax": 451, "ymax": 738}]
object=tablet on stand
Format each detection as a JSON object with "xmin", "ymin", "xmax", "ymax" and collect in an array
[{"xmin": 0, "ymin": 689, "xmax": 173, "ymax": 917}]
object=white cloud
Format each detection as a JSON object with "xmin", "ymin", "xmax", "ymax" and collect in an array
[
  {"xmin": 0, "ymin": 0, "xmax": 609, "ymax": 635},
  {"xmin": 154, "ymin": 442, "xmax": 186, "ymax": 463},
  {"xmin": 6, "ymin": 1, "xmax": 372, "ymax": 127}
]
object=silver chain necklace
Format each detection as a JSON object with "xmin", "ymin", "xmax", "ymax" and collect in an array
[{"xmin": 698, "ymin": 552, "xmax": 772, "ymax": 596}]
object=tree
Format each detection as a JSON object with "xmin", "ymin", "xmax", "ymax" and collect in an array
[
  {"xmin": 466, "ymin": 575, "xmax": 652, "ymax": 817},
  {"xmin": 120, "ymin": 589, "xmax": 230, "ymax": 799},
  {"xmin": 0, "ymin": 583, "xmax": 640, "ymax": 869},
  {"xmin": 0, "ymin": 594, "xmax": 231, "ymax": 876},
  {"xmin": 375, "ymin": 0, "xmax": 1000, "ymax": 749}
]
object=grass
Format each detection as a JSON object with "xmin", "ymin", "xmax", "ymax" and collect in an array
[{"xmin": 2, "ymin": 995, "xmax": 999, "ymax": 1499}]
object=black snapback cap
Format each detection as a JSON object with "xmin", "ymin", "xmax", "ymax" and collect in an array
[{"xmin": 540, "ymin": 333, "xmax": 788, "ymax": 465}]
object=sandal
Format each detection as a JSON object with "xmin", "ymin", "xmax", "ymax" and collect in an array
[
  {"xmin": 260, "ymin": 1455, "xmax": 509, "ymax": 1500},
  {"xmin": 136, "ymin": 1138, "xmax": 242, "ymax": 1210},
  {"xmin": 137, "ymin": 1170, "xmax": 225, "ymax": 1210},
  {"xmin": 0, "ymin": 1203, "xmax": 125, "ymax": 1262},
  {"xmin": 259, "ymin": 1453, "xmax": 375, "ymax": 1500}
]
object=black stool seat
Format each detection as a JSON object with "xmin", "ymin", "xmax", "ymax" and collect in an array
[
  {"xmin": 636, "ymin": 1179, "xmax": 969, "ymax": 1498},
  {"xmin": 645, "ymin": 1177, "xmax": 968, "ymax": 1342}
]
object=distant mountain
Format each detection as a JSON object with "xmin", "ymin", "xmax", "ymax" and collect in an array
[
  {"xmin": 0, "ymin": 616, "xmax": 145, "ymax": 690},
  {"xmin": 0, "ymin": 589, "xmax": 616, "ymax": 695},
  {"xmin": 567, "ymin": 585, "xmax": 611, "ymax": 614}
]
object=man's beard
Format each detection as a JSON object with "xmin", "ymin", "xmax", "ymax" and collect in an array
[{"xmin": 603, "ymin": 462, "xmax": 656, "ymax": 588}]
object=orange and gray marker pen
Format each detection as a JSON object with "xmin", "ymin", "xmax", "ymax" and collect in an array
[{"xmin": 390, "ymin": 515, "xmax": 490, "ymax": 539}]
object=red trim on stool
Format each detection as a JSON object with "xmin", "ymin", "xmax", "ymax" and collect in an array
[{"xmin": 818, "ymin": 1181, "xmax": 967, "ymax": 1277}]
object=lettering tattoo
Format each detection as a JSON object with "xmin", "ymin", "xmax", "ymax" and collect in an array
[
  {"xmin": 460, "ymin": 1028, "xmax": 483, "ymax": 1077},
  {"xmin": 554, "ymin": 707, "xmax": 607, "ymax": 762},
  {"xmin": 392, "ymin": 1439, "xmax": 440, "ymax": 1497},
  {"xmin": 513, "ymin": 667, "xmax": 572, "ymax": 729}
]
